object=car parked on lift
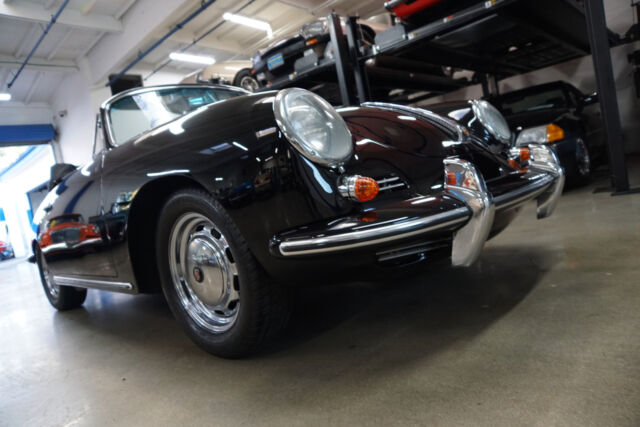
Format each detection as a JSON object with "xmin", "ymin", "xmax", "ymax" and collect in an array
[
  {"xmin": 0, "ymin": 240, "xmax": 15, "ymax": 260},
  {"xmin": 32, "ymin": 84, "xmax": 564, "ymax": 358},
  {"xmin": 491, "ymin": 81, "xmax": 605, "ymax": 183},
  {"xmin": 180, "ymin": 60, "xmax": 259, "ymax": 92},
  {"xmin": 384, "ymin": 0, "xmax": 481, "ymax": 26},
  {"xmin": 250, "ymin": 17, "xmax": 377, "ymax": 87}
]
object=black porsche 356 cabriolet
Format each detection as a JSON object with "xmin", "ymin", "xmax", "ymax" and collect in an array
[{"xmin": 32, "ymin": 84, "xmax": 564, "ymax": 357}]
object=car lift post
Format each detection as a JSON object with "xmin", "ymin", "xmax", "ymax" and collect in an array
[
  {"xmin": 327, "ymin": 13, "xmax": 358, "ymax": 106},
  {"xmin": 584, "ymin": 0, "xmax": 632, "ymax": 194},
  {"xmin": 479, "ymin": 73, "xmax": 500, "ymax": 98},
  {"xmin": 345, "ymin": 16, "xmax": 371, "ymax": 104}
]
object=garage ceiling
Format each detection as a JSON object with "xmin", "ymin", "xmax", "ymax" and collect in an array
[{"xmin": 0, "ymin": 0, "xmax": 385, "ymax": 105}]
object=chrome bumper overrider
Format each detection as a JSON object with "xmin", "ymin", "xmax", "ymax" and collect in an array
[
  {"xmin": 444, "ymin": 156, "xmax": 564, "ymax": 267},
  {"xmin": 273, "ymin": 154, "xmax": 564, "ymax": 264}
]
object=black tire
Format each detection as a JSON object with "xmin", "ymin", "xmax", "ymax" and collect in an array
[
  {"xmin": 36, "ymin": 249, "xmax": 87, "ymax": 310},
  {"xmin": 156, "ymin": 188, "xmax": 288, "ymax": 358},
  {"xmin": 573, "ymin": 138, "xmax": 592, "ymax": 186},
  {"xmin": 233, "ymin": 69, "xmax": 259, "ymax": 92}
]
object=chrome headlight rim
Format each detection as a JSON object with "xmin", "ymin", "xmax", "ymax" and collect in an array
[
  {"xmin": 469, "ymin": 99, "xmax": 512, "ymax": 145},
  {"xmin": 273, "ymin": 88, "xmax": 353, "ymax": 167}
]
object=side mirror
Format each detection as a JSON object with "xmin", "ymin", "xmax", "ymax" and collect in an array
[
  {"xmin": 48, "ymin": 163, "xmax": 77, "ymax": 190},
  {"xmin": 581, "ymin": 92, "xmax": 598, "ymax": 106}
]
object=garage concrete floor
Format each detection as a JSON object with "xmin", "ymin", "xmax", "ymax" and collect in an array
[{"xmin": 1, "ymin": 163, "xmax": 640, "ymax": 427}]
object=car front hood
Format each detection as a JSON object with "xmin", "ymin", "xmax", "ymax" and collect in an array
[{"xmin": 504, "ymin": 108, "xmax": 568, "ymax": 129}]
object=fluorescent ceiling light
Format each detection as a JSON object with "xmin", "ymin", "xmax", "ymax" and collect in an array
[
  {"xmin": 169, "ymin": 52, "xmax": 215, "ymax": 65},
  {"xmin": 0, "ymin": 93, "xmax": 11, "ymax": 101},
  {"xmin": 223, "ymin": 12, "xmax": 273, "ymax": 38}
]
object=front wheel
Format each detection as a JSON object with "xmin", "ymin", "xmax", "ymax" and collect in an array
[
  {"xmin": 36, "ymin": 249, "xmax": 87, "ymax": 310},
  {"xmin": 156, "ymin": 189, "xmax": 288, "ymax": 358}
]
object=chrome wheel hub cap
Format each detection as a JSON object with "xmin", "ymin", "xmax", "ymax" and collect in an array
[
  {"xmin": 240, "ymin": 76, "xmax": 259, "ymax": 92},
  {"xmin": 169, "ymin": 213, "xmax": 239, "ymax": 333},
  {"xmin": 40, "ymin": 255, "xmax": 59, "ymax": 297}
]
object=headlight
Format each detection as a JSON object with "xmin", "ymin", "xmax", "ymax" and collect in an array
[
  {"xmin": 470, "ymin": 99, "xmax": 512, "ymax": 144},
  {"xmin": 516, "ymin": 123, "xmax": 565, "ymax": 146},
  {"xmin": 273, "ymin": 88, "xmax": 353, "ymax": 166},
  {"xmin": 300, "ymin": 19, "xmax": 328, "ymax": 39}
]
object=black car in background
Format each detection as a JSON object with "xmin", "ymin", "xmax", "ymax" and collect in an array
[
  {"xmin": 251, "ymin": 17, "xmax": 376, "ymax": 87},
  {"xmin": 491, "ymin": 81, "xmax": 605, "ymax": 183}
]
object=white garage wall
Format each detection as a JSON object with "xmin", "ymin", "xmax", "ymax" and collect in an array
[
  {"xmin": 51, "ymin": 67, "xmax": 187, "ymax": 167},
  {"xmin": 0, "ymin": 104, "xmax": 54, "ymax": 126},
  {"xmin": 50, "ymin": 72, "xmax": 96, "ymax": 166}
]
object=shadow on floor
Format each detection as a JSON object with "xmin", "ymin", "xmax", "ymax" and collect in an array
[{"xmin": 52, "ymin": 244, "xmax": 554, "ymax": 362}]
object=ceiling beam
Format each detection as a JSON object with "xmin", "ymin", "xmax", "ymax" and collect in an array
[
  {"xmin": 167, "ymin": 31, "xmax": 247, "ymax": 54},
  {"xmin": 0, "ymin": 1, "xmax": 123, "ymax": 33},
  {"xmin": 0, "ymin": 55, "xmax": 78, "ymax": 73},
  {"xmin": 24, "ymin": 71, "xmax": 42, "ymax": 103},
  {"xmin": 85, "ymin": 0, "xmax": 203, "ymax": 84},
  {"xmin": 13, "ymin": 24, "xmax": 40, "ymax": 58},
  {"xmin": 47, "ymin": 28, "xmax": 73, "ymax": 60}
]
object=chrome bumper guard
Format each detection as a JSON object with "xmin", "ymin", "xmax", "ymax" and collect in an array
[
  {"xmin": 446, "ymin": 145, "xmax": 564, "ymax": 267},
  {"xmin": 444, "ymin": 159, "xmax": 495, "ymax": 267}
]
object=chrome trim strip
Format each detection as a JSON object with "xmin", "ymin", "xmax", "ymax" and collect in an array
[
  {"xmin": 493, "ymin": 174, "xmax": 554, "ymax": 211},
  {"xmin": 52, "ymin": 275, "xmax": 134, "ymax": 292},
  {"xmin": 379, "ymin": 182, "xmax": 406, "ymax": 191},
  {"xmin": 377, "ymin": 176, "xmax": 400, "ymax": 184},
  {"xmin": 278, "ymin": 207, "xmax": 470, "ymax": 256}
]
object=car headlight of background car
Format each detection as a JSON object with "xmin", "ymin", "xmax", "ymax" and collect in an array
[
  {"xmin": 273, "ymin": 88, "xmax": 353, "ymax": 166},
  {"xmin": 300, "ymin": 19, "xmax": 328, "ymax": 39},
  {"xmin": 470, "ymin": 99, "xmax": 512, "ymax": 145},
  {"xmin": 516, "ymin": 123, "xmax": 565, "ymax": 146}
]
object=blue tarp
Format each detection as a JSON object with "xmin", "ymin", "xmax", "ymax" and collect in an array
[{"xmin": 0, "ymin": 124, "xmax": 55, "ymax": 145}]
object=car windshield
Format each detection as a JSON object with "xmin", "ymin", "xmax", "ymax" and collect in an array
[
  {"xmin": 107, "ymin": 87, "xmax": 246, "ymax": 145},
  {"xmin": 49, "ymin": 215, "xmax": 82, "ymax": 228},
  {"xmin": 496, "ymin": 88, "xmax": 567, "ymax": 115}
]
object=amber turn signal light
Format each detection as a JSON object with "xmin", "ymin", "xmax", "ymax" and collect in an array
[
  {"xmin": 339, "ymin": 175, "xmax": 379, "ymax": 202},
  {"xmin": 354, "ymin": 177, "xmax": 379, "ymax": 202},
  {"xmin": 519, "ymin": 147, "xmax": 531, "ymax": 162},
  {"xmin": 546, "ymin": 124, "xmax": 565, "ymax": 143}
]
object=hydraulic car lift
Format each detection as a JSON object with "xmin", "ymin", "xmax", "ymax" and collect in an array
[{"xmin": 257, "ymin": 0, "xmax": 635, "ymax": 194}]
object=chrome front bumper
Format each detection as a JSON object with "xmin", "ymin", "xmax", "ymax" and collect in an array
[{"xmin": 271, "ymin": 152, "xmax": 564, "ymax": 266}]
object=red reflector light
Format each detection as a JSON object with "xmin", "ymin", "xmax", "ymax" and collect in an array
[
  {"xmin": 354, "ymin": 177, "xmax": 379, "ymax": 202},
  {"xmin": 520, "ymin": 147, "xmax": 531, "ymax": 162},
  {"xmin": 508, "ymin": 159, "xmax": 519, "ymax": 169},
  {"xmin": 360, "ymin": 211, "xmax": 378, "ymax": 223}
]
